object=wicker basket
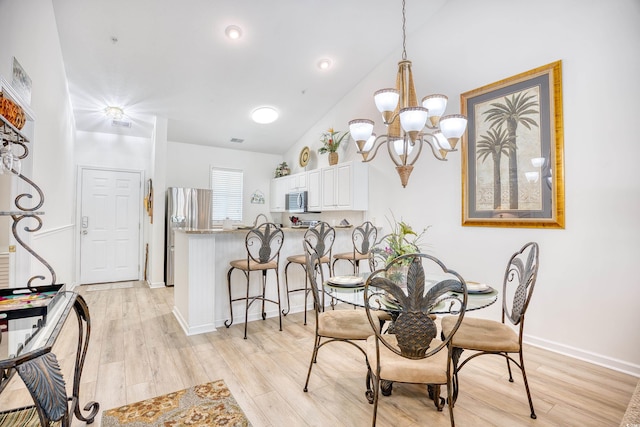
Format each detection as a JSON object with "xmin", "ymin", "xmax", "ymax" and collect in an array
[{"xmin": 0, "ymin": 92, "xmax": 26, "ymax": 130}]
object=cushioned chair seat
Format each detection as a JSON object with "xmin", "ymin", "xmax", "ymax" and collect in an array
[
  {"xmin": 229, "ymin": 259, "xmax": 278, "ymax": 271},
  {"xmin": 287, "ymin": 254, "xmax": 330, "ymax": 265},
  {"xmin": 366, "ymin": 335, "xmax": 449, "ymax": 384},
  {"xmin": 441, "ymin": 316, "xmax": 520, "ymax": 353},
  {"xmin": 333, "ymin": 252, "xmax": 369, "ymax": 261},
  {"xmin": 318, "ymin": 310, "xmax": 378, "ymax": 340}
]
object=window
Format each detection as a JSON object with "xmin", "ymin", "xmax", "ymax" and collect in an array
[{"xmin": 210, "ymin": 167, "xmax": 243, "ymax": 222}]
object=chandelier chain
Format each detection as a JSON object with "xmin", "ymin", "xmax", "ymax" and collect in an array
[{"xmin": 401, "ymin": 0, "xmax": 407, "ymax": 60}]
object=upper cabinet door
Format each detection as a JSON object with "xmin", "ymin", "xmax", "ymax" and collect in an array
[{"xmin": 307, "ymin": 170, "xmax": 321, "ymax": 211}]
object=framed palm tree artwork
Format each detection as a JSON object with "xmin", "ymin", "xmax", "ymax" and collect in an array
[{"xmin": 461, "ymin": 61, "xmax": 565, "ymax": 228}]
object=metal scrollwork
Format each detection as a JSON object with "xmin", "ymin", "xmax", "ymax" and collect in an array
[
  {"xmin": 2, "ymin": 113, "xmax": 57, "ymax": 287},
  {"xmin": 10, "ymin": 214, "xmax": 56, "ymax": 286},
  {"xmin": 16, "ymin": 353, "xmax": 69, "ymax": 425}
]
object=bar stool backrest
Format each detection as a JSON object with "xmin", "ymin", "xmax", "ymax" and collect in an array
[
  {"xmin": 353, "ymin": 221, "xmax": 377, "ymax": 256},
  {"xmin": 245, "ymin": 222, "xmax": 284, "ymax": 264},
  {"xmin": 304, "ymin": 222, "xmax": 335, "ymax": 260}
]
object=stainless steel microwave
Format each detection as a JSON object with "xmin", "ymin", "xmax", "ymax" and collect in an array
[{"xmin": 286, "ymin": 191, "xmax": 308, "ymax": 213}]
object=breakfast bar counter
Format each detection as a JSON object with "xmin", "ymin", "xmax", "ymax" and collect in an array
[{"xmin": 172, "ymin": 226, "xmax": 358, "ymax": 335}]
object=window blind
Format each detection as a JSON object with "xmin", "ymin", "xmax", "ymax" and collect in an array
[{"xmin": 210, "ymin": 167, "xmax": 243, "ymax": 221}]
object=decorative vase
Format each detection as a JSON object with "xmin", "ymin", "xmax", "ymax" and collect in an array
[
  {"xmin": 328, "ymin": 152, "xmax": 338, "ymax": 165},
  {"xmin": 386, "ymin": 264, "xmax": 409, "ymax": 288}
]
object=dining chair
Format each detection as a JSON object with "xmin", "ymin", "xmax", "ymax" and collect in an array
[
  {"xmin": 282, "ymin": 221, "xmax": 335, "ymax": 324},
  {"xmin": 440, "ymin": 241, "xmax": 540, "ymax": 419},
  {"xmin": 363, "ymin": 253, "xmax": 468, "ymax": 427},
  {"xmin": 224, "ymin": 222, "xmax": 284, "ymax": 339},
  {"xmin": 332, "ymin": 221, "xmax": 377, "ymax": 274},
  {"xmin": 303, "ymin": 240, "xmax": 379, "ymax": 398}
]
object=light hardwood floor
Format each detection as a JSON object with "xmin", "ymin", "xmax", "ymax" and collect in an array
[{"xmin": 0, "ymin": 281, "xmax": 637, "ymax": 426}]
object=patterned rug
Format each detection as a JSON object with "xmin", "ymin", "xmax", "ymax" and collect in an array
[{"xmin": 102, "ymin": 380, "xmax": 251, "ymax": 427}]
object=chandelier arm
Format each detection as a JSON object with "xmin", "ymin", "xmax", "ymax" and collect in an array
[
  {"xmin": 407, "ymin": 139, "xmax": 425, "ymax": 167},
  {"xmin": 359, "ymin": 135, "xmax": 390, "ymax": 163},
  {"xmin": 386, "ymin": 138, "xmax": 403, "ymax": 167},
  {"xmin": 422, "ymin": 136, "xmax": 449, "ymax": 162}
]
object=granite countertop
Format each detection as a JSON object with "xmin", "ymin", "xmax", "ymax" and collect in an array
[{"xmin": 175, "ymin": 225, "xmax": 356, "ymax": 234}]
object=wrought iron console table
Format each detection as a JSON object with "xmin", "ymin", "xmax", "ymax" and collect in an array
[{"xmin": 0, "ymin": 290, "xmax": 99, "ymax": 425}]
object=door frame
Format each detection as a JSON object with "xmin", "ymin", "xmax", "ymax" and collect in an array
[{"xmin": 75, "ymin": 165, "xmax": 145, "ymax": 285}]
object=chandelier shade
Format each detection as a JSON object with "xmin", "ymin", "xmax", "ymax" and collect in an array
[{"xmin": 348, "ymin": 0, "xmax": 467, "ymax": 187}]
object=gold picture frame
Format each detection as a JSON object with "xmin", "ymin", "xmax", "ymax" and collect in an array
[{"xmin": 461, "ymin": 61, "xmax": 565, "ymax": 228}]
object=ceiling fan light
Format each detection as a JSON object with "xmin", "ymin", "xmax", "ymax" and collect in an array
[
  {"xmin": 374, "ymin": 89, "xmax": 400, "ymax": 113},
  {"xmin": 349, "ymin": 119, "xmax": 375, "ymax": 143}
]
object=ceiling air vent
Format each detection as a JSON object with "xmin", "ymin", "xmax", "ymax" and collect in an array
[
  {"xmin": 111, "ymin": 119, "xmax": 132, "ymax": 128},
  {"xmin": 230, "ymin": 137, "xmax": 244, "ymax": 143}
]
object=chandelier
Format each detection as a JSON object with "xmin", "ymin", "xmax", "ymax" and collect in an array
[{"xmin": 348, "ymin": 0, "xmax": 468, "ymax": 187}]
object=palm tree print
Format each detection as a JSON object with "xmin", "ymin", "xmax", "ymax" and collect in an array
[
  {"xmin": 483, "ymin": 91, "xmax": 539, "ymax": 209},
  {"xmin": 476, "ymin": 126, "xmax": 513, "ymax": 209}
]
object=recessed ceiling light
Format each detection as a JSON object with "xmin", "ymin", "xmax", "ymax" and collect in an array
[
  {"xmin": 225, "ymin": 25, "xmax": 242, "ymax": 40},
  {"xmin": 318, "ymin": 59, "xmax": 332, "ymax": 70},
  {"xmin": 251, "ymin": 107, "xmax": 279, "ymax": 124}
]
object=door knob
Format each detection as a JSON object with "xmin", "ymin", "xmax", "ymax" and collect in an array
[{"xmin": 82, "ymin": 230, "xmax": 88, "ymax": 235}]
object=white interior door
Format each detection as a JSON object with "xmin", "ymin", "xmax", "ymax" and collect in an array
[{"xmin": 80, "ymin": 168, "xmax": 141, "ymax": 284}]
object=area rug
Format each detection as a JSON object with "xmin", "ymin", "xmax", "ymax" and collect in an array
[{"xmin": 101, "ymin": 380, "xmax": 251, "ymax": 427}]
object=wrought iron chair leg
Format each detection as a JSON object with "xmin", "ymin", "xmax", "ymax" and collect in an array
[
  {"xmin": 365, "ymin": 368, "xmax": 374, "ymax": 404},
  {"xmin": 282, "ymin": 261, "xmax": 293, "ymax": 316},
  {"xmin": 275, "ymin": 271, "xmax": 282, "ymax": 331},
  {"xmin": 519, "ymin": 350, "xmax": 537, "ymax": 419},
  {"xmin": 243, "ymin": 271, "xmax": 251, "ymax": 339},
  {"xmin": 506, "ymin": 353, "xmax": 514, "ymax": 382},
  {"xmin": 303, "ymin": 272, "xmax": 308, "ymax": 325},
  {"xmin": 224, "ymin": 267, "xmax": 235, "ymax": 328},
  {"xmin": 371, "ymin": 371, "xmax": 380, "ymax": 427},
  {"xmin": 303, "ymin": 335, "xmax": 321, "ymax": 392}
]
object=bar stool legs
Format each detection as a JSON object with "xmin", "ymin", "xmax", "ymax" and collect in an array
[{"xmin": 225, "ymin": 267, "xmax": 283, "ymax": 339}]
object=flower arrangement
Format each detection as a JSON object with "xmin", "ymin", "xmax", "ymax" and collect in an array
[
  {"xmin": 274, "ymin": 161, "xmax": 290, "ymax": 178},
  {"xmin": 371, "ymin": 213, "xmax": 429, "ymax": 267},
  {"xmin": 318, "ymin": 128, "xmax": 350, "ymax": 154}
]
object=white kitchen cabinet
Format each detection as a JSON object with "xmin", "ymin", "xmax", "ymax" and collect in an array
[
  {"xmin": 269, "ymin": 177, "xmax": 288, "ymax": 212},
  {"xmin": 320, "ymin": 161, "xmax": 368, "ymax": 211},
  {"xmin": 307, "ymin": 169, "xmax": 321, "ymax": 211},
  {"xmin": 287, "ymin": 172, "xmax": 307, "ymax": 191}
]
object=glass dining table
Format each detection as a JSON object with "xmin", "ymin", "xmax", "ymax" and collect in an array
[
  {"xmin": 322, "ymin": 272, "xmax": 499, "ymax": 401},
  {"xmin": 323, "ymin": 273, "xmax": 499, "ymax": 314}
]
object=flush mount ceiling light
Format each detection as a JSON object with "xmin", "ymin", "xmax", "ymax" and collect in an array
[
  {"xmin": 104, "ymin": 106, "xmax": 124, "ymax": 120},
  {"xmin": 348, "ymin": 0, "xmax": 468, "ymax": 188},
  {"xmin": 225, "ymin": 25, "xmax": 242, "ymax": 40},
  {"xmin": 318, "ymin": 59, "xmax": 332, "ymax": 70},
  {"xmin": 251, "ymin": 106, "xmax": 279, "ymax": 124}
]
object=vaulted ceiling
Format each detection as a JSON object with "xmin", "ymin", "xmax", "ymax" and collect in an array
[{"xmin": 52, "ymin": 0, "xmax": 447, "ymax": 153}]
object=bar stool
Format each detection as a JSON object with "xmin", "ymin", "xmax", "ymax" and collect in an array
[
  {"xmin": 224, "ymin": 222, "xmax": 284, "ymax": 339},
  {"xmin": 332, "ymin": 221, "xmax": 377, "ymax": 274},
  {"xmin": 282, "ymin": 222, "xmax": 335, "ymax": 324}
]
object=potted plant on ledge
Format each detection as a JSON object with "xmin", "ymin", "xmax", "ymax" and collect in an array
[{"xmin": 318, "ymin": 127, "xmax": 350, "ymax": 165}]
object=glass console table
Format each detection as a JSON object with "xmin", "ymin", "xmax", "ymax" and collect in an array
[{"xmin": 0, "ymin": 289, "xmax": 99, "ymax": 425}]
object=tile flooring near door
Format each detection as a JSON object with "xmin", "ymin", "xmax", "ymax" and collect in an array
[{"xmin": 0, "ymin": 281, "xmax": 636, "ymax": 426}]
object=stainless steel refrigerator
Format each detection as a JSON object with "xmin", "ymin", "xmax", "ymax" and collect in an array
[{"xmin": 165, "ymin": 187, "xmax": 213, "ymax": 286}]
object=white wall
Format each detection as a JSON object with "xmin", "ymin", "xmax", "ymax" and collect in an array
[
  {"xmin": 285, "ymin": 0, "xmax": 640, "ymax": 375},
  {"xmin": 165, "ymin": 141, "xmax": 282, "ymax": 225},
  {"xmin": 0, "ymin": 0, "xmax": 77, "ymax": 287}
]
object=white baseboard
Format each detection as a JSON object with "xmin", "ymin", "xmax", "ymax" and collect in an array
[
  {"xmin": 525, "ymin": 334, "xmax": 640, "ymax": 377},
  {"xmin": 148, "ymin": 280, "xmax": 165, "ymax": 288}
]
